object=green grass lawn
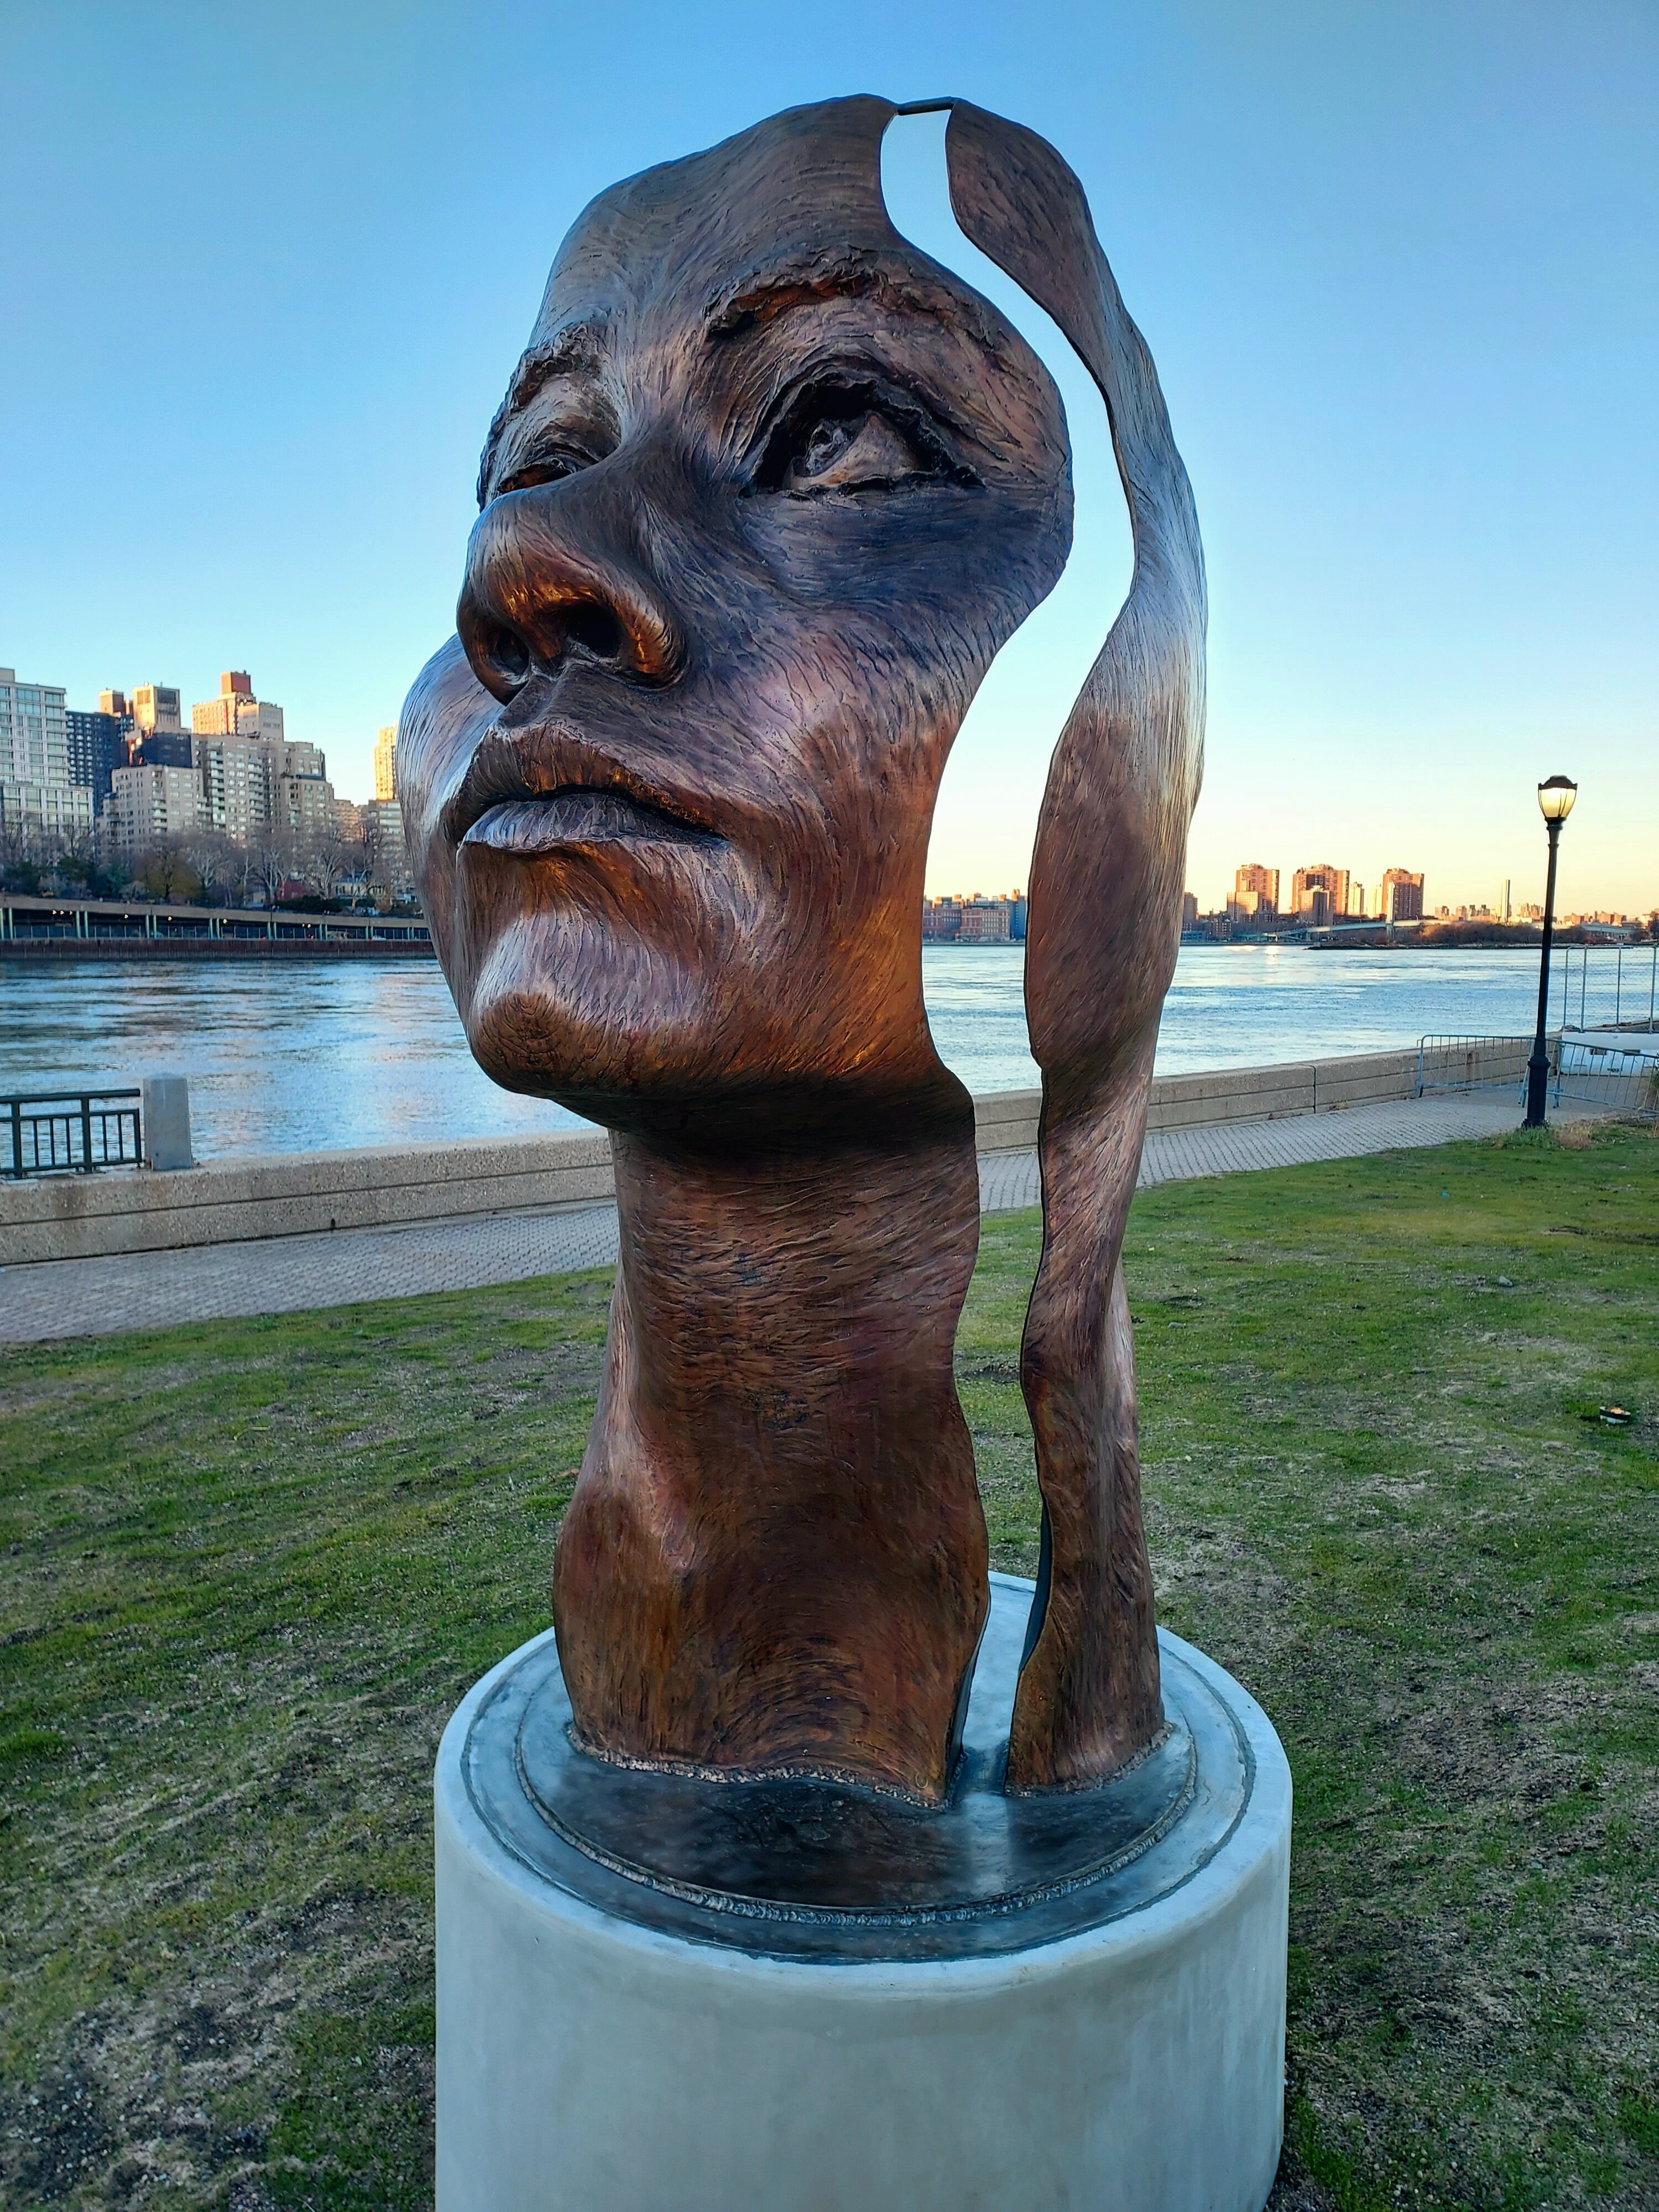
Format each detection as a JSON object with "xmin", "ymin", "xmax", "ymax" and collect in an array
[{"xmin": 2, "ymin": 1123, "xmax": 1656, "ymax": 2210}]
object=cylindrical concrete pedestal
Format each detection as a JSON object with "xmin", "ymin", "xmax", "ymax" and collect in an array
[{"xmin": 435, "ymin": 1576, "xmax": 1291, "ymax": 2212}]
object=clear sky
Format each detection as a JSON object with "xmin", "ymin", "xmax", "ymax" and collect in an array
[{"xmin": 2, "ymin": 1, "xmax": 1653, "ymax": 917}]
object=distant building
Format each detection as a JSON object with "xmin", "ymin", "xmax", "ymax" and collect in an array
[
  {"xmin": 1182, "ymin": 891, "xmax": 1199, "ymax": 932},
  {"xmin": 104, "ymin": 762, "xmax": 203, "ymax": 851},
  {"xmin": 374, "ymin": 725, "xmax": 397, "ymax": 801},
  {"xmin": 195, "ymin": 733, "xmax": 276, "ymax": 843},
  {"xmin": 1291, "ymin": 863, "xmax": 1351, "ymax": 924},
  {"xmin": 276, "ymin": 766, "xmax": 336, "ymax": 840},
  {"xmin": 924, "ymin": 893, "xmax": 1021, "ymax": 942},
  {"xmin": 1, "ymin": 666, "xmax": 69, "ymax": 786},
  {"xmin": 184, "ymin": 674, "xmax": 335, "ymax": 847},
  {"xmin": 1232, "ymin": 863, "xmax": 1279, "ymax": 918},
  {"xmin": 66, "ymin": 708, "xmax": 132, "ymax": 807},
  {"xmin": 130, "ymin": 683, "xmax": 183, "ymax": 736},
  {"xmin": 360, "ymin": 797, "xmax": 411, "ymax": 894},
  {"xmin": 958, "ymin": 898, "xmax": 1013, "ymax": 942},
  {"xmin": 128, "ymin": 681, "xmax": 192, "ymax": 770},
  {"xmin": 1380, "ymin": 868, "xmax": 1424, "ymax": 923},
  {"xmin": 192, "ymin": 671, "xmax": 286, "ymax": 747},
  {"xmin": 0, "ymin": 779, "xmax": 93, "ymax": 847},
  {"xmin": 1, "ymin": 666, "xmax": 92, "ymax": 847},
  {"xmin": 334, "ymin": 797, "xmax": 365, "ymax": 841},
  {"xmin": 279, "ymin": 739, "xmax": 327, "ymax": 781}
]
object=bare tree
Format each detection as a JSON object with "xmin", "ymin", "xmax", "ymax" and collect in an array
[
  {"xmin": 304, "ymin": 823, "xmax": 351, "ymax": 902},
  {"xmin": 184, "ymin": 830, "xmax": 240, "ymax": 906}
]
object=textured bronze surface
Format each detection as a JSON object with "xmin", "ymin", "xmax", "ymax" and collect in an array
[
  {"xmin": 460, "ymin": 1583, "xmax": 1251, "ymax": 1961},
  {"xmin": 399, "ymin": 95, "xmax": 1202, "ymax": 1802},
  {"xmin": 939, "ymin": 105, "xmax": 1207, "ymax": 1786}
]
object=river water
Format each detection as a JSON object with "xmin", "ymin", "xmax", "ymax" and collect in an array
[{"xmin": 0, "ymin": 943, "xmax": 1643, "ymax": 1159}]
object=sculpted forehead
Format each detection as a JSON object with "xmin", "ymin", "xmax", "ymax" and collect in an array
[
  {"xmin": 481, "ymin": 93, "xmax": 1065, "ymax": 499},
  {"xmin": 532, "ymin": 96, "xmax": 899, "ymax": 342}
]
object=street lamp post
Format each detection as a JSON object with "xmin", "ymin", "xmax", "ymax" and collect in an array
[{"xmin": 1524, "ymin": 775, "xmax": 1578, "ymax": 1128}]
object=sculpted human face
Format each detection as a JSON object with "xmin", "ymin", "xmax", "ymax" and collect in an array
[{"xmin": 398, "ymin": 98, "xmax": 1070, "ymax": 1138}]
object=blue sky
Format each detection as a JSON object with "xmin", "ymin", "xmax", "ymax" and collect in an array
[{"xmin": 2, "ymin": 1, "xmax": 1653, "ymax": 915}]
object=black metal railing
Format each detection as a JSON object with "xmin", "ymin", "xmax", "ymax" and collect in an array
[{"xmin": 3, "ymin": 1091, "xmax": 143, "ymax": 1177}]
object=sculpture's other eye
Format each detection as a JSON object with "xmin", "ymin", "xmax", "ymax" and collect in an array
[
  {"xmin": 495, "ymin": 445, "xmax": 598, "ymax": 498},
  {"xmin": 753, "ymin": 381, "xmax": 977, "ymax": 495}
]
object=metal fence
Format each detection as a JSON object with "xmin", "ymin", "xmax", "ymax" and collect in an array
[
  {"xmin": 1553, "ymin": 1036, "xmax": 1659, "ymax": 1121},
  {"xmin": 1551, "ymin": 942, "xmax": 1659, "ymax": 1035},
  {"xmin": 1415, "ymin": 1036, "xmax": 1532, "ymax": 1095},
  {"xmin": 3, "ymin": 1091, "xmax": 143, "ymax": 1177},
  {"xmin": 1415, "ymin": 1034, "xmax": 1657, "ymax": 1122}
]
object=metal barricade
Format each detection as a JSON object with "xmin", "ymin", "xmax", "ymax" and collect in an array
[
  {"xmin": 1552, "ymin": 1039, "xmax": 1659, "ymax": 1121},
  {"xmin": 1413, "ymin": 1036, "xmax": 1535, "ymax": 1096}
]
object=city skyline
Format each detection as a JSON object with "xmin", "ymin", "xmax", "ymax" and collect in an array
[
  {"xmin": 7, "ymin": 648, "xmax": 1650, "ymax": 923},
  {"xmin": 2, "ymin": 5, "xmax": 1655, "ymax": 916}
]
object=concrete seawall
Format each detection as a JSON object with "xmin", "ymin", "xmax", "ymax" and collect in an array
[{"xmin": 1, "ymin": 1047, "xmax": 1472, "ymax": 1266}]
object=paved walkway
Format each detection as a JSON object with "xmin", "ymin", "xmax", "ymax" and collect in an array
[{"xmin": 0, "ymin": 1089, "xmax": 1557, "ymax": 1342}]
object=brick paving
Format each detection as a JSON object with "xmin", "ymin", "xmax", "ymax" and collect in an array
[{"xmin": 0, "ymin": 1089, "xmax": 1566, "ymax": 1343}]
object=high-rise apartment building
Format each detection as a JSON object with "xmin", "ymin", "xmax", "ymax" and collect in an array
[
  {"xmin": 1379, "ymin": 868, "xmax": 1424, "ymax": 923},
  {"xmin": 65, "ymin": 709, "xmax": 131, "ymax": 807},
  {"xmin": 359, "ymin": 798, "xmax": 411, "ymax": 894},
  {"xmin": 131, "ymin": 684, "xmax": 182, "ymax": 735},
  {"xmin": 1, "ymin": 667, "xmax": 69, "ymax": 785},
  {"xmin": 374, "ymin": 725, "xmax": 397, "ymax": 801},
  {"xmin": 192, "ymin": 671, "xmax": 286, "ymax": 747},
  {"xmin": 1232, "ymin": 863, "xmax": 1279, "ymax": 917},
  {"xmin": 183, "ymin": 674, "xmax": 334, "ymax": 847},
  {"xmin": 0, "ymin": 666, "xmax": 93, "ymax": 847},
  {"xmin": 1291, "ymin": 864, "xmax": 1351, "ymax": 924},
  {"xmin": 276, "ymin": 768, "xmax": 335, "ymax": 839},
  {"xmin": 105, "ymin": 763, "xmax": 203, "ymax": 852},
  {"xmin": 195, "ymin": 733, "xmax": 277, "ymax": 843},
  {"xmin": 128, "ymin": 683, "xmax": 192, "ymax": 769}
]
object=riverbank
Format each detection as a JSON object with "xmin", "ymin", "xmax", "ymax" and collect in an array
[
  {"xmin": 7, "ymin": 944, "xmax": 1640, "ymax": 1157},
  {"xmin": 3, "ymin": 1124, "xmax": 1653, "ymax": 2208},
  {"xmin": 0, "ymin": 1048, "xmax": 1511, "ymax": 1264},
  {"xmin": 0, "ymin": 937, "xmax": 435, "ymax": 959},
  {"xmin": 0, "ymin": 892, "xmax": 432, "ymax": 959}
]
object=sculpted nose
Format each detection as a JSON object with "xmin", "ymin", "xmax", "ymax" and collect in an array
[{"xmin": 456, "ymin": 481, "xmax": 686, "ymax": 703}]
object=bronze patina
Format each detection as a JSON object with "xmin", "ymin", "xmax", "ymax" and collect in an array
[{"xmin": 399, "ymin": 96, "xmax": 1204, "ymax": 1804}]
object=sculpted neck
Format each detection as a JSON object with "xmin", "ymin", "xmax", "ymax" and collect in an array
[
  {"xmin": 550, "ymin": 1099, "xmax": 991, "ymax": 1802},
  {"xmin": 612, "ymin": 1110, "xmax": 972, "ymax": 1399}
]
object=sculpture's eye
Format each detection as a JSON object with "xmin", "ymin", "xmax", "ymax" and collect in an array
[
  {"xmin": 753, "ymin": 380, "xmax": 976, "ymax": 495},
  {"xmin": 495, "ymin": 445, "xmax": 597, "ymax": 498}
]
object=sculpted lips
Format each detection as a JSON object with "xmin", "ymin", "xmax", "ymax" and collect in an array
[
  {"xmin": 463, "ymin": 792, "xmax": 716, "ymax": 854},
  {"xmin": 442, "ymin": 719, "xmax": 721, "ymax": 857}
]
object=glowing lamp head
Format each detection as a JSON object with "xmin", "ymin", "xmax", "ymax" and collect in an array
[{"xmin": 1537, "ymin": 775, "xmax": 1577, "ymax": 823}]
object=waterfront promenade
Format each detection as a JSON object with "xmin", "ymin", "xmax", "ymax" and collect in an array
[
  {"xmin": 0, "ymin": 1086, "xmax": 1548, "ymax": 1340},
  {"xmin": 0, "ymin": 890, "xmax": 432, "ymax": 956}
]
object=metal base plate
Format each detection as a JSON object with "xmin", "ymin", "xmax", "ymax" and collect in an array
[{"xmin": 463, "ymin": 1575, "xmax": 1254, "ymax": 1962}]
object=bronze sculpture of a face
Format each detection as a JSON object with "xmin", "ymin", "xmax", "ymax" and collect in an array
[{"xmin": 399, "ymin": 96, "xmax": 1204, "ymax": 1803}]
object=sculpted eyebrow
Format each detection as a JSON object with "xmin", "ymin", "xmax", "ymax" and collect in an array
[
  {"xmin": 476, "ymin": 322, "xmax": 608, "ymax": 505},
  {"xmin": 705, "ymin": 255, "xmax": 1003, "ymax": 361}
]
